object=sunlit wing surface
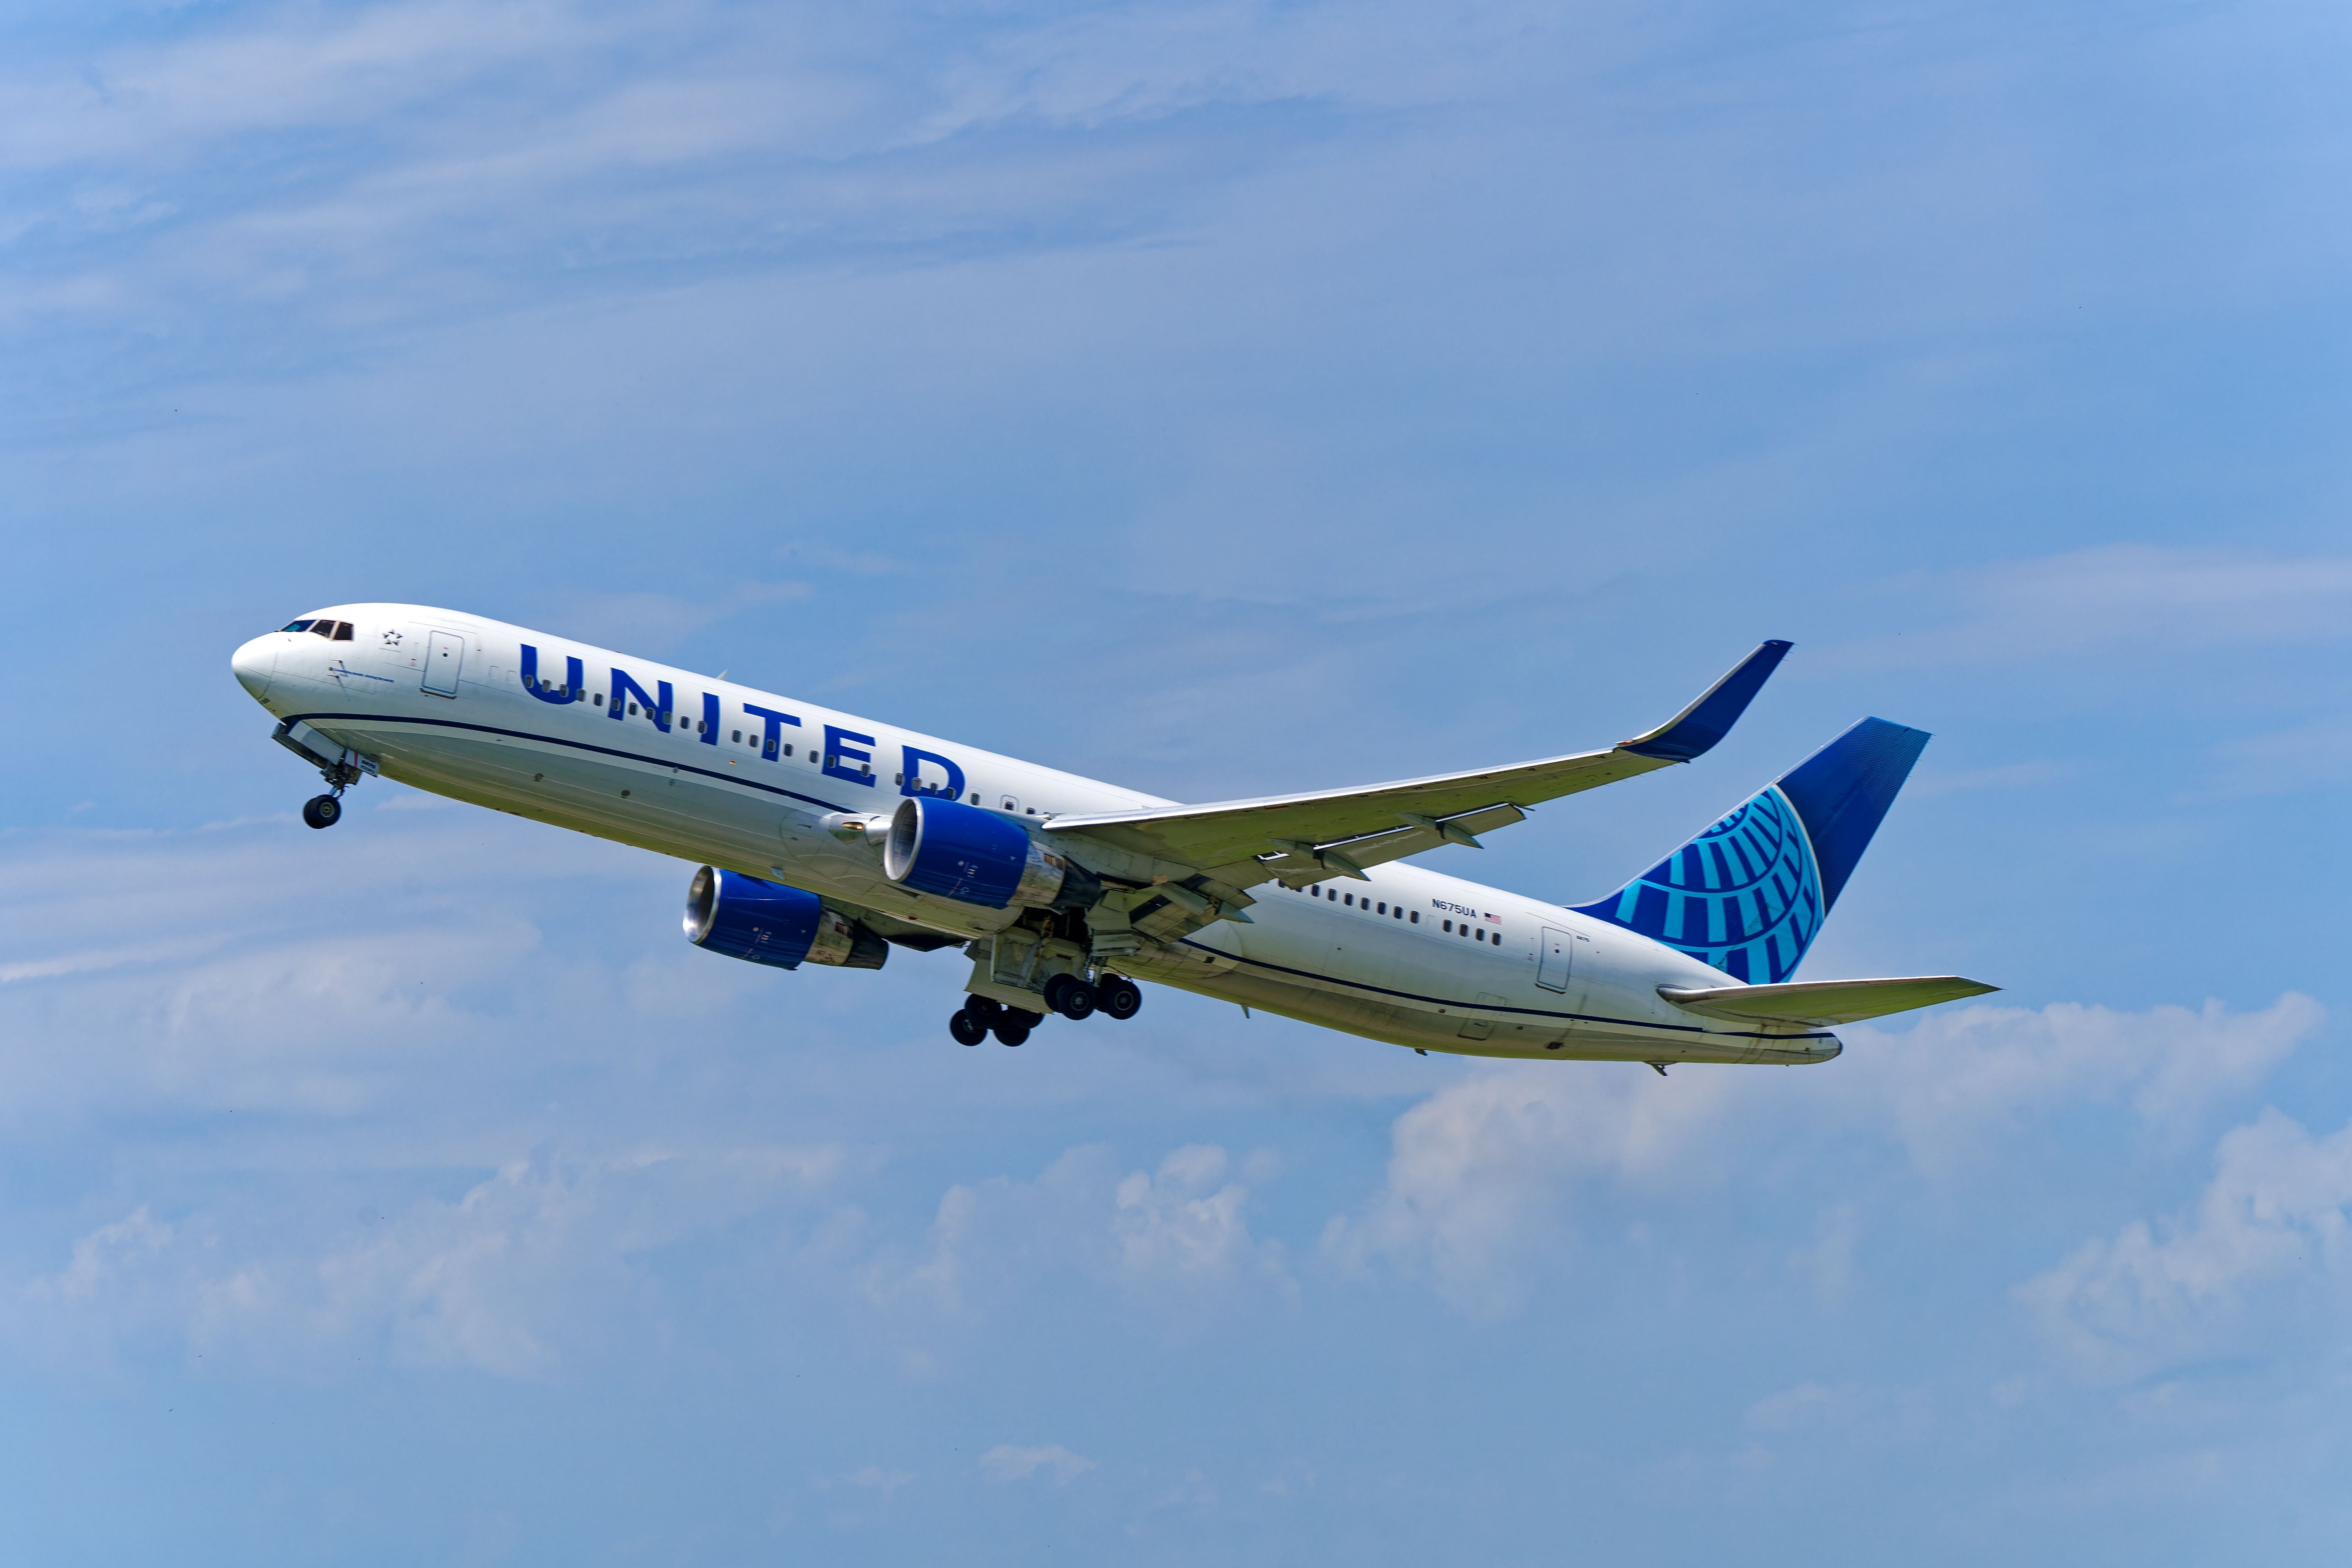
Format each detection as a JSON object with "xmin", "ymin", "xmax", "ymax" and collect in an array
[
  {"xmin": 1657, "ymin": 975, "xmax": 1999, "ymax": 1027},
  {"xmin": 1045, "ymin": 639, "xmax": 1792, "ymax": 886}
]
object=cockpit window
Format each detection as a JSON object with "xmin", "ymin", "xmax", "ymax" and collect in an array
[
  {"xmin": 310, "ymin": 621, "xmax": 338, "ymax": 639},
  {"xmin": 332, "ymin": 622, "xmax": 354, "ymax": 641},
  {"xmin": 282, "ymin": 620, "xmax": 314, "ymax": 632}
]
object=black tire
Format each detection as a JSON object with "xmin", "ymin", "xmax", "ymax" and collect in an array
[
  {"xmin": 1004, "ymin": 1007, "xmax": 1045, "ymax": 1029},
  {"xmin": 1098, "ymin": 977, "xmax": 1143, "ymax": 1020},
  {"xmin": 964, "ymin": 994, "xmax": 1003, "ymax": 1023},
  {"xmin": 302, "ymin": 794, "xmax": 341, "ymax": 829},
  {"xmin": 993, "ymin": 1020, "xmax": 1031, "ymax": 1047},
  {"xmin": 1053, "ymin": 980, "xmax": 1098, "ymax": 1021},
  {"xmin": 1041, "ymin": 974, "xmax": 1074, "ymax": 1014},
  {"xmin": 949, "ymin": 1009, "xmax": 989, "ymax": 1047}
]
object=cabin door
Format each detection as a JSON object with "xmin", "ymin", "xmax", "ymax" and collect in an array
[
  {"xmin": 1536, "ymin": 927, "xmax": 1574, "ymax": 993},
  {"xmin": 422, "ymin": 631, "xmax": 466, "ymax": 697}
]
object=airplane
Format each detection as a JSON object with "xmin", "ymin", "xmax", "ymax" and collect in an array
[{"xmin": 230, "ymin": 606, "xmax": 1994, "ymax": 1065}]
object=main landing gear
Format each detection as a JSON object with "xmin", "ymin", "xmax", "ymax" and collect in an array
[
  {"xmin": 950, "ymin": 975, "xmax": 1144, "ymax": 1046},
  {"xmin": 301, "ymin": 793, "xmax": 343, "ymax": 829},
  {"xmin": 949, "ymin": 995, "xmax": 1044, "ymax": 1047}
]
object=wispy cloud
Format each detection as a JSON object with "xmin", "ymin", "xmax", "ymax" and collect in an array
[
  {"xmin": 1828, "ymin": 546, "xmax": 2352, "ymax": 668},
  {"xmin": 2194, "ymin": 714, "xmax": 2352, "ymax": 801},
  {"xmin": 979, "ymin": 1443, "xmax": 1095, "ymax": 1484}
]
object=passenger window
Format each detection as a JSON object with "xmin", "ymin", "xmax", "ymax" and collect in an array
[
  {"xmin": 1376, "ymin": 902, "xmax": 1385, "ymax": 914},
  {"xmin": 630, "ymin": 703, "xmax": 639, "ymax": 715},
  {"xmin": 332, "ymin": 622, "xmax": 354, "ymax": 641},
  {"xmin": 784, "ymin": 744, "xmax": 793, "ymax": 757},
  {"xmin": 1393, "ymin": 907, "xmax": 1403, "ymax": 919},
  {"xmin": 732, "ymin": 730, "xmax": 742, "ymax": 742},
  {"xmin": 1443, "ymin": 920, "xmax": 1452, "ymax": 932},
  {"xmin": 1410, "ymin": 911, "xmax": 1419, "ymax": 923},
  {"xmin": 594, "ymin": 693, "xmax": 603, "ymax": 705}
]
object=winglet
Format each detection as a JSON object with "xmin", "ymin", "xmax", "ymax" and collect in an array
[{"xmin": 1619, "ymin": 639, "xmax": 1793, "ymax": 762}]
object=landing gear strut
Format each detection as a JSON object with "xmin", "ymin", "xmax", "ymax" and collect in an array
[{"xmin": 301, "ymin": 794, "xmax": 343, "ymax": 829}]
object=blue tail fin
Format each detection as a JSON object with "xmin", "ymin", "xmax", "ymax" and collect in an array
[{"xmin": 1570, "ymin": 717, "xmax": 1931, "ymax": 982}]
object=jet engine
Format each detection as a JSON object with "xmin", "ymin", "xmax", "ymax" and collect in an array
[
  {"xmin": 880, "ymin": 796, "xmax": 1100, "ymax": 911},
  {"xmin": 685, "ymin": 866, "xmax": 889, "ymax": 969}
]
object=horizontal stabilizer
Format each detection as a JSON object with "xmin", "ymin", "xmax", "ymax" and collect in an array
[{"xmin": 1657, "ymin": 975, "xmax": 1998, "ymax": 1027}]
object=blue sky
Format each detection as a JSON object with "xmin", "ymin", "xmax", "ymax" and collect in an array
[{"xmin": 4, "ymin": 0, "xmax": 2350, "ymax": 1560}]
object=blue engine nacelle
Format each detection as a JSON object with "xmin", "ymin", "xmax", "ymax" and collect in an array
[
  {"xmin": 685, "ymin": 867, "xmax": 889, "ymax": 969},
  {"xmin": 880, "ymin": 796, "xmax": 1101, "ymax": 911}
]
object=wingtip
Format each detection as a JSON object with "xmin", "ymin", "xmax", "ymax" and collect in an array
[{"xmin": 1619, "ymin": 638, "xmax": 1794, "ymax": 763}]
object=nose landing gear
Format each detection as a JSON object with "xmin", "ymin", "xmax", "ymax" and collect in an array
[{"xmin": 274, "ymin": 721, "xmax": 367, "ymax": 831}]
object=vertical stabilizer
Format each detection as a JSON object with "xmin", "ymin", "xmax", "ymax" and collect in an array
[{"xmin": 1570, "ymin": 718, "xmax": 1930, "ymax": 982}]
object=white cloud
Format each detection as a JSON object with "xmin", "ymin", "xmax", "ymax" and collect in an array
[
  {"xmin": 1326, "ymin": 995, "xmax": 2322, "ymax": 1317},
  {"xmin": 978, "ymin": 1443, "xmax": 1094, "ymax": 1484},
  {"xmin": 867, "ymin": 1143, "xmax": 1292, "ymax": 1326},
  {"xmin": 0, "ymin": 819, "xmax": 671, "ymax": 1120},
  {"xmin": 1854, "ymin": 994, "xmax": 2322, "ymax": 1174},
  {"xmin": 2016, "ymin": 1107, "xmax": 2352, "ymax": 1382},
  {"xmin": 25, "ymin": 1205, "xmax": 173, "ymax": 1309},
  {"xmin": 11, "ymin": 1146, "xmax": 842, "ymax": 1379},
  {"xmin": 1319, "ymin": 1056, "xmax": 1746, "ymax": 1317}
]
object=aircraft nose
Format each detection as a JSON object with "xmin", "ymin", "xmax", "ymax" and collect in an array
[{"xmin": 231, "ymin": 635, "xmax": 277, "ymax": 702}]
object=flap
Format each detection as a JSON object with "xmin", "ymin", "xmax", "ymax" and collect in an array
[
  {"xmin": 1657, "ymin": 975, "xmax": 1999, "ymax": 1027},
  {"xmin": 1046, "ymin": 640, "xmax": 1792, "ymax": 883}
]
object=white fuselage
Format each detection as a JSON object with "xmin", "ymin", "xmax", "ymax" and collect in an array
[{"xmin": 232, "ymin": 604, "xmax": 1840, "ymax": 1066}]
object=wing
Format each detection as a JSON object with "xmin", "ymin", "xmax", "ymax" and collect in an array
[
  {"xmin": 1658, "ymin": 975, "xmax": 1998, "ymax": 1027},
  {"xmin": 1047, "ymin": 639, "xmax": 1792, "ymax": 888}
]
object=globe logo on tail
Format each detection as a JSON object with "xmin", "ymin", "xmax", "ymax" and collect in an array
[{"xmin": 1572, "ymin": 785, "xmax": 1824, "ymax": 983}]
